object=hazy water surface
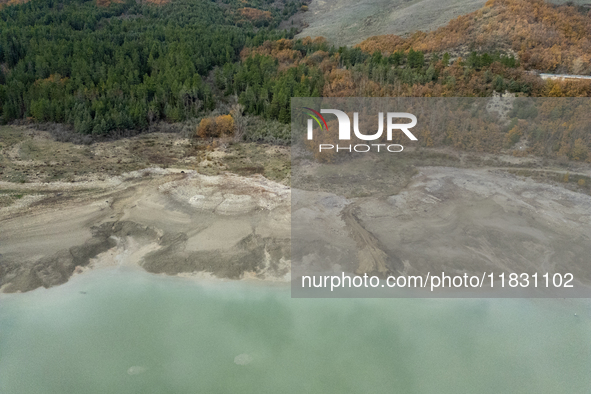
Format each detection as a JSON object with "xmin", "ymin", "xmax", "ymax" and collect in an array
[{"xmin": 1, "ymin": 268, "xmax": 590, "ymax": 394}]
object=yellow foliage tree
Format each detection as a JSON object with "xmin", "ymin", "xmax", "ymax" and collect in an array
[
  {"xmin": 216, "ymin": 115, "xmax": 235, "ymax": 136},
  {"xmin": 196, "ymin": 115, "xmax": 235, "ymax": 139},
  {"xmin": 197, "ymin": 118, "xmax": 214, "ymax": 139}
]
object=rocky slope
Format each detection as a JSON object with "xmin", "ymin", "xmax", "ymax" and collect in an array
[{"xmin": 297, "ymin": 0, "xmax": 591, "ymax": 47}]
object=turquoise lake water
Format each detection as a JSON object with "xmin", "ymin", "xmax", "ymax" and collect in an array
[{"xmin": 1, "ymin": 267, "xmax": 590, "ymax": 394}]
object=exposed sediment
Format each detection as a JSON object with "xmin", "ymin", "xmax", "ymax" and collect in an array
[
  {"xmin": 0, "ymin": 171, "xmax": 291, "ymax": 293},
  {"xmin": 291, "ymin": 164, "xmax": 591, "ymax": 291},
  {"xmin": 3, "ymin": 150, "xmax": 591, "ymax": 293},
  {"xmin": 341, "ymin": 203, "xmax": 401, "ymax": 277}
]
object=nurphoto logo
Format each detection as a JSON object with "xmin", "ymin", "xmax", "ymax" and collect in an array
[{"xmin": 303, "ymin": 107, "xmax": 418, "ymax": 153}]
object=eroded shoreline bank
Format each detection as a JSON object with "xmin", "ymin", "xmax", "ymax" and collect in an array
[
  {"xmin": 2, "ymin": 127, "xmax": 591, "ymax": 293},
  {"xmin": 0, "ymin": 170, "xmax": 291, "ymax": 293}
]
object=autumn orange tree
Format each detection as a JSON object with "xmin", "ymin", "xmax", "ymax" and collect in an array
[{"xmin": 196, "ymin": 115, "xmax": 235, "ymax": 138}]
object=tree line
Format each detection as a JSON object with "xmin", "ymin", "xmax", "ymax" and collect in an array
[
  {"xmin": 1, "ymin": 0, "xmax": 590, "ymax": 162},
  {"xmin": 0, "ymin": 0, "xmax": 300, "ymax": 133}
]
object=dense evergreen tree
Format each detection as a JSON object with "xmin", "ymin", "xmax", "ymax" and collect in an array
[{"xmin": 0, "ymin": 0, "xmax": 299, "ymax": 133}]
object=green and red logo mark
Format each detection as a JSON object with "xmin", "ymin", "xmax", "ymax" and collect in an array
[{"xmin": 303, "ymin": 107, "xmax": 329, "ymax": 133}]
